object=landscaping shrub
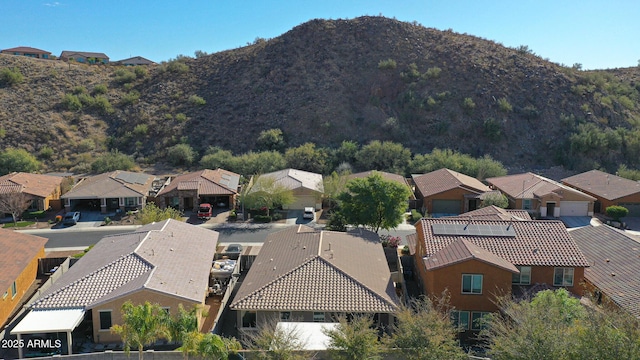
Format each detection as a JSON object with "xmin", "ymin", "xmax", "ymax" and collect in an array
[
  {"xmin": 253, "ymin": 215, "xmax": 272, "ymax": 223},
  {"xmin": 606, "ymin": 205, "xmax": 629, "ymax": 221},
  {"xmin": 411, "ymin": 209, "xmax": 423, "ymax": 223}
]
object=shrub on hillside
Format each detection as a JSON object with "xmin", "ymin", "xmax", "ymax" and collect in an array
[
  {"xmin": 166, "ymin": 143, "xmax": 196, "ymax": 166},
  {"xmin": 62, "ymin": 94, "xmax": 83, "ymax": 111},
  {"xmin": 0, "ymin": 67, "xmax": 24, "ymax": 86},
  {"xmin": 378, "ymin": 59, "xmax": 397, "ymax": 70},
  {"xmin": 114, "ymin": 68, "xmax": 136, "ymax": 84},
  {"xmin": 188, "ymin": 95, "xmax": 206, "ymax": 106},
  {"xmin": 90, "ymin": 150, "xmax": 136, "ymax": 173},
  {"xmin": 92, "ymin": 84, "xmax": 108, "ymax": 95}
]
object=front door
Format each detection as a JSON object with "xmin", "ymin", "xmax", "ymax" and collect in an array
[
  {"xmin": 184, "ymin": 197, "xmax": 193, "ymax": 211},
  {"xmin": 547, "ymin": 202, "xmax": 556, "ymax": 217}
]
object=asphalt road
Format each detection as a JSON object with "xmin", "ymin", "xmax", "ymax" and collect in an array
[{"xmin": 18, "ymin": 223, "xmax": 416, "ymax": 250}]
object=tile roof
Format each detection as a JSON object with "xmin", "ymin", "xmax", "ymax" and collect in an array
[
  {"xmin": 2, "ymin": 46, "xmax": 51, "ymax": 54},
  {"xmin": 231, "ymin": 225, "xmax": 399, "ymax": 313},
  {"xmin": 416, "ymin": 218, "xmax": 590, "ymax": 267},
  {"xmin": 412, "ymin": 168, "xmax": 490, "ymax": 198},
  {"xmin": 424, "ymin": 239, "xmax": 519, "ymax": 273},
  {"xmin": 569, "ymin": 225, "xmax": 640, "ymax": 318},
  {"xmin": 348, "ymin": 170, "xmax": 415, "ymax": 199},
  {"xmin": 157, "ymin": 169, "xmax": 239, "ymax": 197},
  {"xmin": 30, "ymin": 219, "xmax": 218, "ymax": 310},
  {"xmin": 487, "ymin": 173, "xmax": 596, "ymax": 201},
  {"xmin": 562, "ymin": 170, "xmax": 640, "ymax": 201},
  {"xmin": 257, "ymin": 169, "xmax": 324, "ymax": 193},
  {"xmin": 447, "ymin": 205, "xmax": 532, "ymax": 221},
  {"xmin": 61, "ymin": 171, "xmax": 154, "ymax": 199},
  {"xmin": 0, "ymin": 172, "xmax": 63, "ymax": 198},
  {"xmin": 0, "ymin": 229, "xmax": 47, "ymax": 295}
]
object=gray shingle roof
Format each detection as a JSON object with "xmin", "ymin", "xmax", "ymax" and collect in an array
[
  {"xmin": 30, "ymin": 219, "xmax": 218, "ymax": 310},
  {"xmin": 231, "ymin": 225, "xmax": 399, "ymax": 313},
  {"xmin": 562, "ymin": 170, "xmax": 640, "ymax": 201},
  {"xmin": 569, "ymin": 225, "xmax": 640, "ymax": 318}
]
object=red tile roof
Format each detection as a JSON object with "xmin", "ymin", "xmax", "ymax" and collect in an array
[
  {"xmin": 0, "ymin": 229, "xmax": 47, "ymax": 295},
  {"xmin": 413, "ymin": 168, "xmax": 490, "ymax": 198},
  {"xmin": 562, "ymin": 170, "xmax": 640, "ymax": 201},
  {"xmin": 416, "ymin": 218, "xmax": 590, "ymax": 267},
  {"xmin": 157, "ymin": 169, "xmax": 239, "ymax": 196},
  {"xmin": 424, "ymin": 238, "xmax": 519, "ymax": 273}
]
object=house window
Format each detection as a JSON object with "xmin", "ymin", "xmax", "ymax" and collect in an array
[
  {"xmin": 99, "ymin": 310, "xmax": 112, "ymax": 330},
  {"xmin": 471, "ymin": 312, "xmax": 490, "ymax": 330},
  {"xmin": 523, "ymin": 199, "xmax": 532, "ymax": 210},
  {"xmin": 280, "ymin": 312, "xmax": 291, "ymax": 321},
  {"xmin": 462, "ymin": 274, "xmax": 483, "ymax": 294},
  {"xmin": 554, "ymin": 267, "xmax": 574, "ymax": 286},
  {"xmin": 451, "ymin": 311, "xmax": 469, "ymax": 330},
  {"xmin": 125, "ymin": 197, "xmax": 137, "ymax": 207},
  {"xmin": 241, "ymin": 311, "xmax": 257, "ymax": 328},
  {"xmin": 313, "ymin": 312, "xmax": 325, "ymax": 322},
  {"xmin": 512, "ymin": 266, "xmax": 531, "ymax": 285},
  {"xmin": 11, "ymin": 282, "xmax": 17, "ymax": 298}
]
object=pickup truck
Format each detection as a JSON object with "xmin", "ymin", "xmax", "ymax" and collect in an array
[{"xmin": 197, "ymin": 203, "xmax": 213, "ymax": 220}]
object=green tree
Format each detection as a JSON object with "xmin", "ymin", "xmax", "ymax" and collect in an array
[
  {"xmin": 386, "ymin": 296, "xmax": 466, "ymax": 360},
  {"xmin": 616, "ymin": 164, "xmax": 640, "ymax": 181},
  {"xmin": 481, "ymin": 192, "xmax": 509, "ymax": 208},
  {"xmin": 0, "ymin": 148, "xmax": 41, "ymax": 175},
  {"xmin": 322, "ymin": 171, "xmax": 349, "ymax": 210},
  {"xmin": 606, "ymin": 205, "xmax": 629, "ymax": 221},
  {"xmin": 110, "ymin": 301, "xmax": 171, "ymax": 360},
  {"xmin": 168, "ymin": 304, "xmax": 198, "ymax": 345},
  {"xmin": 355, "ymin": 140, "xmax": 411, "ymax": 174},
  {"xmin": 329, "ymin": 140, "xmax": 359, "ymax": 171},
  {"xmin": 246, "ymin": 319, "xmax": 307, "ymax": 360},
  {"xmin": 284, "ymin": 142, "xmax": 328, "ymax": 174},
  {"xmin": 137, "ymin": 203, "xmax": 183, "ymax": 224},
  {"xmin": 338, "ymin": 173, "xmax": 411, "ymax": 233},
  {"xmin": 167, "ymin": 143, "xmax": 196, "ymax": 167},
  {"xmin": 90, "ymin": 150, "xmax": 136, "ymax": 173},
  {"xmin": 244, "ymin": 175, "xmax": 294, "ymax": 216},
  {"xmin": 410, "ymin": 149, "xmax": 506, "ymax": 180},
  {"xmin": 324, "ymin": 315, "xmax": 382, "ymax": 360},
  {"xmin": 197, "ymin": 333, "xmax": 232, "ymax": 360},
  {"xmin": 200, "ymin": 147, "xmax": 235, "ymax": 170},
  {"xmin": 256, "ymin": 128, "xmax": 286, "ymax": 152},
  {"xmin": 230, "ymin": 151, "xmax": 286, "ymax": 177}
]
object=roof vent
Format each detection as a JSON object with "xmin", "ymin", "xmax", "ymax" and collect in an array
[
  {"xmin": 605, "ymin": 258, "xmax": 610, "ymax": 262},
  {"xmin": 273, "ymin": 266, "xmax": 277, "ymax": 271},
  {"xmin": 611, "ymin": 272, "xmax": 616, "ymax": 277}
]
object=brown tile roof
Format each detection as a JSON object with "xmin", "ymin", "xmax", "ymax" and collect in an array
[
  {"xmin": 487, "ymin": 173, "xmax": 596, "ymax": 201},
  {"xmin": 61, "ymin": 171, "xmax": 154, "ymax": 199},
  {"xmin": 348, "ymin": 170, "xmax": 415, "ymax": 199},
  {"xmin": 448, "ymin": 205, "xmax": 532, "ymax": 221},
  {"xmin": 157, "ymin": 169, "xmax": 240, "ymax": 197},
  {"xmin": 416, "ymin": 218, "xmax": 590, "ymax": 267},
  {"xmin": 30, "ymin": 219, "xmax": 218, "ymax": 310},
  {"xmin": 0, "ymin": 172, "xmax": 63, "ymax": 198},
  {"xmin": 1, "ymin": 46, "xmax": 51, "ymax": 54},
  {"xmin": 230, "ymin": 225, "xmax": 399, "ymax": 313},
  {"xmin": 569, "ymin": 225, "xmax": 640, "ymax": 318},
  {"xmin": 562, "ymin": 170, "xmax": 640, "ymax": 201},
  {"xmin": 0, "ymin": 229, "xmax": 47, "ymax": 295},
  {"xmin": 412, "ymin": 168, "xmax": 490, "ymax": 198},
  {"xmin": 424, "ymin": 239, "xmax": 519, "ymax": 273}
]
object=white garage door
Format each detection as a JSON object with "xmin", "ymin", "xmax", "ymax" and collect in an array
[
  {"xmin": 560, "ymin": 201, "xmax": 589, "ymax": 216},
  {"xmin": 285, "ymin": 195, "xmax": 317, "ymax": 210}
]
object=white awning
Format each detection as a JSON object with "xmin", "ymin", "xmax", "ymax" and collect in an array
[
  {"xmin": 276, "ymin": 322, "xmax": 339, "ymax": 351},
  {"xmin": 11, "ymin": 309, "xmax": 85, "ymax": 334}
]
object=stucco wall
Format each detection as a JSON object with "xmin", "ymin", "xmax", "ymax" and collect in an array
[
  {"xmin": 0, "ymin": 246, "xmax": 44, "ymax": 328},
  {"xmin": 422, "ymin": 187, "xmax": 480, "ymax": 215}
]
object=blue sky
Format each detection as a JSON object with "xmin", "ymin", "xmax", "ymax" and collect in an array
[{"xmin": 2, "ymin": 0, "xmax": 638, "ymax": 70}]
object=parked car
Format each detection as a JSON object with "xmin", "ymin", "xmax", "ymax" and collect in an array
[
  {"xmin": 303, "ymin": 207, "xmax": 315, "ymax": 220},
  {"xmin": 63, "ymin": 212, "xmax": 81, "ymax": 225},
  {"xmin": 197, "ymin": 203, "xmax": 213, "ymax": 220}
]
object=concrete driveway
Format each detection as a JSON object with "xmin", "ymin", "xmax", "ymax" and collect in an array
[
  {"xmin": 560, "ymin": 216, "xmax": 592, "ymax": 228},
  {"xmin": 284, "ymin": 210, "xmax": 316, "ymax": 225}
]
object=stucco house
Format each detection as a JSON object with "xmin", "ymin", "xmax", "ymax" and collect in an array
[
  {"xmin": 59, "ymin": 51, "xmax": 109, "ymax": 64},
  {"xmin": 487, "ymin": 172, "xmax": 596, "ymax": 217},
  {"xmin": 412, "ymin": 168, "xmax": 491, "ymax": 216},
  {"xmin": 0, "ymin": 172, "xmax": 65, "ymax": 211},
  {"xmin": 61, "ymin": 171, "xmax": 155, "ymax": 213},
  {"xmin": 230, "ymin": 225, "xmax": 400, "ymax": 335},
  {"xmin": 155, "ymin": 169, "xmax": 240, "ymax": 211},
  {"xmin": 111, "ymin": 56, "xmax": 156, "ymax": 66},
  {"xmin": 411, "ymin": 217, "xmax": 589, "ymax": 333},
  {"xmin": 12, "ymin": 219, "xmax": 218, "ymax": 356},
  {"xmin": 251, "ymin": 169, "xmax": 323, "ymax": 210},
  {"xmin": 0, "ymin": 229, "xmax": 47, "ymax": 330},
  {"xmin": 562, "ymin": 170, "xmax": 640, "ymax": 216},
  {"xmin": 1, "ymin": 46, "xmax": 52, "ymax": 59}
]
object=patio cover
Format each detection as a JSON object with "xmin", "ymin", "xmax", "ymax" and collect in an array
[{"xmin": 11, "ymin": 308, "xmax": 85, "ymax": 334}]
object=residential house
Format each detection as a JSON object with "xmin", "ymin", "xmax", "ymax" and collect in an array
[
  {"xmin": 1, "ymin": 46, "xmax": 52, "ymax": 59},
  {"xmin": 562, "ymin": 170, "xmax": 640, "ymax": 216},
  {"xmin": 230, "ymin": 225, "xmax": 400, "ymax": 334},
  {"xmin": 252, "ymin": 169, "xmax": 323, "ymax": 210},
  {"xmin": 61, "ymin": 171, "xmax": 155, "ymax": 213},
  {"xmin": 412, "ymin": 168, "xmax": 491, "ymax": 216},
  {"xmin": 59, "ymin": 51, "xmax": 109, "ymax": 64},
  {"xmin": 155, "ymin": 169, "xmax": 240, "ymax": 211},
  {"xmin": 569, "ymin": 225, "xmax": 640, "ymax": 318},
  {"xmin": 0, "ymin": 229, "xmax": 47, "ymax": 329},
  {"xmin": 447, "ymin": 205, "xmax": 532, "ymax": 221},
  {"xmin": 412, "ymin": 217, "xmax": 589, "ymax": 332},
  {"xmin": 0, "ymin": 172, "xmax": 65, "ymax": 211},
  {"xmin": 487, "ymin": 172, "xmax": 596, "ymax": 217},
  {"xmin": 12, "ymin": 219, "xmax": 218, "ymax": 355},
  {"xmin": 111, "ymin": 56, "xmax": 156, "ymax": 66}
]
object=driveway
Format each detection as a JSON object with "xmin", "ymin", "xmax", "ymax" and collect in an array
[
  {"xmin": 284, "ymin": 210, "xmax": 316, "ymax": 225},
  {"xmin": 560, "ymin": 216, "xmax": 592, "ymax": 228}
]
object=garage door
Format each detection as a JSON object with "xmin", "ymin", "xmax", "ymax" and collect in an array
[
  {"xmin": 285, "ymin": 195, "xmax": 317, "ymax": 210},
  {"xmin": 618, "ymin": 203, "xmax": 640, "ymax": 217},
  {"xmin": 432, "ymin": 200, "xmax": 462, "ymax": 215},
  {"xmin": 559, "ymin": 201, "xmax": 589, "ymax": 216}
]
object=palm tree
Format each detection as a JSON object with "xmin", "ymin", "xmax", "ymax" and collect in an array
[{"xmin": 111, "ymin": 301, "xmax": 171, "ymax": 360}]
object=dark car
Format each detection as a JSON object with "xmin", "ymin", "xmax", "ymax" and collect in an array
[{"xmin": 63, "ymin": 212, "xmax": 81, "ymax": 225}]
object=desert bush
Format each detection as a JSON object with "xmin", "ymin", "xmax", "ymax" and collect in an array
[
  {"xmin": 188, "ymin": 95, "xmax": 206, "ymax": 106},
  {"xmin": 92, "ymin": 84, "xmax": 108, "ymax": 95},
  {"xmin": 133, "ymin": 124, "xmax": 149, "ymax": 136},
  {"xmin": 175, "ymin": 113, "xmax": 187, "ymax": 122},
  {"xmin": 72, "ymin": 86, "xmax": 87, "ymax": 95},
  {"xmin": 462, "ymin": 97, "xmax": 475, "ymax": 114},
  {"xmin": 90, "ymin": 150, "xmax": 136, "ymax": 173},
  {"xmin": 38, "ymin": 146, "xmax": 54, "ymax": 160},
  {"xmin": 92, "ymin": 95, "xmax": 114, "ymax": 114},
  {"xmin": 497, "ymin": 97, "xmax": 512, "ymax": 112},
  {"xmin": 165, "ymin": 59, "xmax": 189, "ymax": 73},
  {"xmin": 424, "ymin": 66, "xmax": 442, "ymax": 79},
  {"xmin": 0, "ymin": 67, "xmax": 24, "ymax": 86},
  {"xmin": 378, "ymin": 59, "xmax": 397, "ymax": 70},
  {"xmin": 166, "ymin": 143, "xmax": 196, "ymax": 166},
  {"xmin": 133, "ymin": 66, "xmax": 148, "ymax": 78},
  {"xmin": 77, "ymin": 139, "xmax": 95, "ymax": 152},
  {"xmin": 121, "ymin": 90, "xmax": 140, "ymax": 105},
  {"xmin": 483, "ymin": 118, "xmax": 502, "ymax": 141},
  {"xmin": 62, "ymin": 94, "xmax": 82, "ymax": 111},
  {"xmin": 114, "ymin": 68, "xmax": 136, "ymax": 84}
]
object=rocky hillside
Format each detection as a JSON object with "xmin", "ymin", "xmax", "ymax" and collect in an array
[{"xmin": 1, "ymin": 16, "xmax": 639, "ymax": 174}]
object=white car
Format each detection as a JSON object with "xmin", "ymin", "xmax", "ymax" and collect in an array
[{"xmin": 303, "ymin": 207, "xmax": 315, "ymax": 220}]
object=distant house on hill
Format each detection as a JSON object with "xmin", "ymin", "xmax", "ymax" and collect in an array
[
  {"xmin": 111, "ymin": 56, "xmax": 156, "ymax": 66},
  {"xmin": 1, "ymin": 46, "xmax": 52, "ymax": 59},
  {"xmin": 59, "ymin": 51, "xmax": 109, "ymax": 64}
]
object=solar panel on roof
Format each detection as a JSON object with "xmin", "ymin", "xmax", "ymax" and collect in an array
[
  {"xmin": 116, "ymin": 172, "xmax": 150, "ymax": 185},
  {"xmin": 432, "ymin": 223, "xmax": 516, "ymax": 237}
]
